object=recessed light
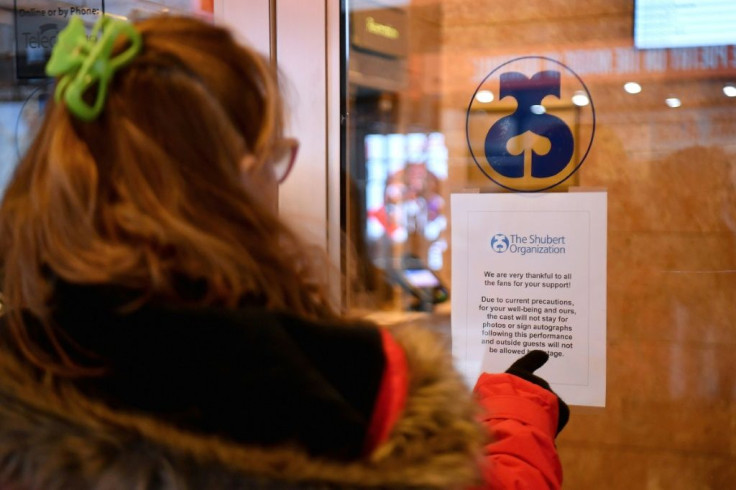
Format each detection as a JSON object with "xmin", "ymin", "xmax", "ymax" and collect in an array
[
  {"xmin": 572, "ymin": 91, "xmax": 589, "ymax": 106},
  {"xmin": 665, "ymin": 97, "xmax": 681, "ymax": 108},
  {"xmin": 624, "ymin": 82, "xmax": 642, "ymax": 94},
  {"xmin": 475, "ymin": 90, "xmax": 494, "ymax": 103},
  {"xmin": 723, "ymin": 84, "xmax": 736, "ymax": 97},
  {"xmin": 530, "ymin": 104, "xmax": 546, "ymax": 114}
]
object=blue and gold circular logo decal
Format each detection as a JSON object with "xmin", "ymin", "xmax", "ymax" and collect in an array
[{"xmin": 466, "ymin": 56, "xmax": 595, "ymax": 192}]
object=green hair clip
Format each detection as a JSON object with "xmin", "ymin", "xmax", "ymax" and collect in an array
[{"xmin": 46, "ymin": 15, "xmax": 142, "ymax": 122}]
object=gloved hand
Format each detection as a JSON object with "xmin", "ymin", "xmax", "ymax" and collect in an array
[{"xmin": 505, "ymin": 350, "xmax": 570, "ymax": 436}]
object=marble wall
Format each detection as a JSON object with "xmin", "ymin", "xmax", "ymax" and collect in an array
[
  {"xmin": 426, "ymin": 0, "xmax": 736, "ymax": 487},
  {"xmin": 357, "ymin": 1, "xmax": 735, "ymax": 485}
]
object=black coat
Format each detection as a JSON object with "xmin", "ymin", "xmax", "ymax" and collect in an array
[{"xmin": 0, "ymin": 284, "xmax": 484, "ymax": 489}]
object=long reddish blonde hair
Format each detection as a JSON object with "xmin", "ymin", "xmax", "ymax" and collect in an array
[{"xmin": 0, "ymin": 16, "xmax": 334, "ymax": 373}]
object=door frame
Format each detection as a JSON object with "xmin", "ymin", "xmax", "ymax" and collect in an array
[{"xmin": 214, "ymin": 0, "xmax": 343, "ymax": 306}]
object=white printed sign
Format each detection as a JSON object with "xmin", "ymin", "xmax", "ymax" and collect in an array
[{"xmin": 451, "ymin": 192, "xmax": 607, "ymax": 407}]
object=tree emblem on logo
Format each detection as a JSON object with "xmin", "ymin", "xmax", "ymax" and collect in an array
[
  {"xmin": 466, "ymin": 56, "xmax": 595, "ymax": 192},
  {"xmin": 485, "ymin": 71, "xmax": 573, "ymax": 179},
  {"xmin": 490, "ymin": 234, "xmax": 510, "ymax": 253}
]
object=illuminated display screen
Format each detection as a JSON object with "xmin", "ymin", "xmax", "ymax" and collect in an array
[
  {"xmin": 403, "ymin": 269, "xmax": 441, "ymax": 288},
  {"xmin": 635, "ymin": 0, "xmax": 736, "ymax": 48}
]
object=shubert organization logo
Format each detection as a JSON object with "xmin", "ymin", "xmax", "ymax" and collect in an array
[
  {"xmin": 466, "ymin": 56, "xmax": 596, "ymax": 192},
  {"xmin": 490, "ymin": 232, "xmax": 567, "ymax": 256}
]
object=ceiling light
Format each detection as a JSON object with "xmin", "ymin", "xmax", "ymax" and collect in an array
[
  {"xmin": 723, "ymin": 84, "xmax": 736, "ymax": 97},
  {"xmin": 571, "ymin": 91, "xmax": 589, "ymax": 106},
  {"xmin": 475, "ymin": 90, "xmax": 494, "ymax": 103},
  {"xmin": 530, "ymin": 104, "xmax": 546, "ymax": 114},
  {"xmin": 624, "ymin": 82, "xmax": 642, "ymax": 94},
  {"xmin": 665, "ymin": 97, "xmax": 681, "ymax": 108}
]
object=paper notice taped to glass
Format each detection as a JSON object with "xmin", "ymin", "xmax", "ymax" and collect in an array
[{"xmin": 451, "ymin": 192, "xmax": 607, "ymax": 407}]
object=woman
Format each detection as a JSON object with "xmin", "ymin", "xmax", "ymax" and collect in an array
[{"xmin": 0, "ymin": 14, "xmax": 565, "ymax": 489}]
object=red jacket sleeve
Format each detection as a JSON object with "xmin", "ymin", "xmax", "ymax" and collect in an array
[{"xmin": 473, "ymin": 373, "xmax": 563, "ymax": 489}]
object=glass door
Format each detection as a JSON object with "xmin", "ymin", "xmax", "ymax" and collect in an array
[
  {"xmin": 341, "ymin": 0, "xmax": 736, "ymax": 487},
  {"xmin": 343, "ymin": 2, "xmax": 452, "ymax": 323}
]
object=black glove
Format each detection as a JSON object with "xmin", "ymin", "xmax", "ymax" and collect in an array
[{"xmin": 505, "ymin": 350, "xmax": 570, "ymax": 436}]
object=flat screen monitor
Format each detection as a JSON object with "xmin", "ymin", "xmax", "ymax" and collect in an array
[{"xmin": 634, "ymin": 0, "xmax": 736, "ymax": 49}]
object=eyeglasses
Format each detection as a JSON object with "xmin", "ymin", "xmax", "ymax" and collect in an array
[{"xmin": 270, "ymin": 137, "xmax": 299, "ymax": 184}]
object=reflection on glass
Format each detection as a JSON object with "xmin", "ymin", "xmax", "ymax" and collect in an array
[
  {"xmin": 0, "ymin": 0, "xmax": 206, "ymax": 199},
  {"xmin": 343, "ymin": 1, "xmax": 736, "ymax": 487}
]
